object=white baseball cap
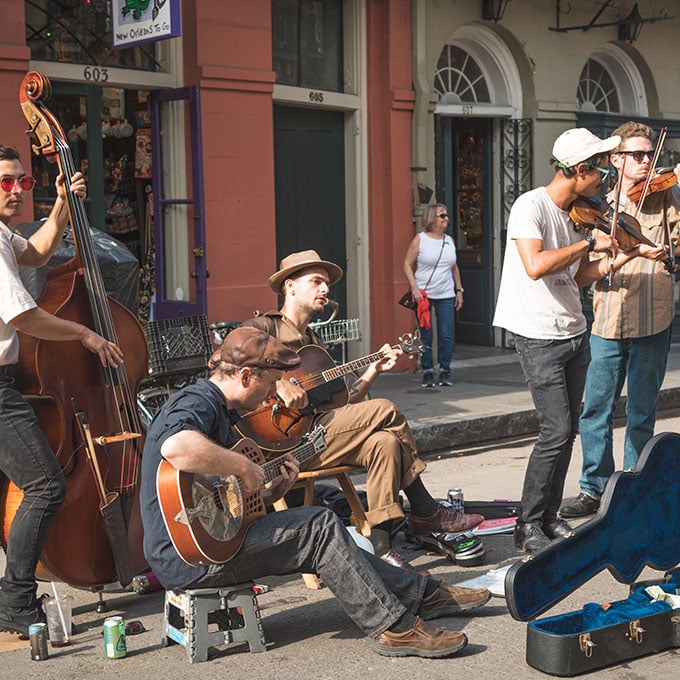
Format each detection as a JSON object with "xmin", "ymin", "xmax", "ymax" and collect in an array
[{"xmin": 551, "ymin": 128, "xmax": 620, "ymax": 167}]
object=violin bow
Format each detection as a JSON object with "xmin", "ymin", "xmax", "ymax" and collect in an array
[
  {"xmin": 607, "ymin": 155, "xmax": 626, "ymax": 288},
  {"xmin": 633, "ymin": 126, "xmax": 667, "ymax": 220}
]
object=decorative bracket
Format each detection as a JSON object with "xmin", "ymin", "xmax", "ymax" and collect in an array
[{"xmin": 548, "ymin": 0, "xmax": 672, "ymax": 37}]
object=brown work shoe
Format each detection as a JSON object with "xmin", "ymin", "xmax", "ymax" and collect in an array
[
  {"xmin": 418, "ymin": 581, "xmax": 491, "ymax": 620},
  {"xmin": 373, "ymin": 616, "xmax": 468, "ymax": 658},
  {"xmin": 408, "ymin": 504, "xmax": 484, "ymax": 536}
]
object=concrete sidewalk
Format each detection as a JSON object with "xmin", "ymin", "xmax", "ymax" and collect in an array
[{"xmin": 370, "ymin": 341, "xmax": 680, "ymax": 454}]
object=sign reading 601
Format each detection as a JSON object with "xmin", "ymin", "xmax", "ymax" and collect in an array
[{"xmin": 83, "ymin": 66, "xmax": 109, "ymax": 83}]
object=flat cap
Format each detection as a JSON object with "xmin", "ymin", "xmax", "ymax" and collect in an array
[{"xmin": 209, "ymin": 326, "xmax": 300, "ymax": 371}]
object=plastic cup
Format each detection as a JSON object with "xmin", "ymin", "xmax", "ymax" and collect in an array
[{"xmin": 44, "ymin": 596, "xmax": 73, "ymax": 647}]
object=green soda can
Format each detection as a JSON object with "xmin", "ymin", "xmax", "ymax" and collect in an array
[{"xmin": 103, "ymin": 616, "xmax": 127, "ymax": 658}]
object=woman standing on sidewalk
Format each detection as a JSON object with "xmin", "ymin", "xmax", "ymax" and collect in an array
[{"xmin": 403, "ymin": 203, "xmax": 463, "ymax": 388}]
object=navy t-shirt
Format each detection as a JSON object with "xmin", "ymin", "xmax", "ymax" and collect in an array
[{"xmin": 139, "ymin": 377, "xmax": 241, "ymax": 590}]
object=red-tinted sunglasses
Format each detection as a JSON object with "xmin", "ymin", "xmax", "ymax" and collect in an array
[{"xmin": 0, "ymin": 175, "xmax": 36, "ymax": 192}]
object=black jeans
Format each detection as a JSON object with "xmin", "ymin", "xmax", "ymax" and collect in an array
[
  {"xmin": 514, "ymin": 333, "xmax": 590, "ymax": 525},
  {"xmin": 0, "ymin": 371, "xmax": 66, "ymax": 607}
]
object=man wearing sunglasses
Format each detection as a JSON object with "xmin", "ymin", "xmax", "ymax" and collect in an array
[
  {"xmin": 562, "ymin": 122, "xmax": 680, "ymax": 520},
  {"xmin": 493, "ymin": 128, "xmax": 666, "ymax": 552},
  {"xmin": 0, "ymin": 145, "xmax": 123, "ymax": 635}
]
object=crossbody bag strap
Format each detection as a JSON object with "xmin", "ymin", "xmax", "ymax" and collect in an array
[{"xmin": 422, "ymin": 234, "xmax": 446, "ymax": 293}]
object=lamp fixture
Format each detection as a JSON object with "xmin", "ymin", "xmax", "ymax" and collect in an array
[
  {"xmin": 618, "ymin": 3, "xmax": 644, "ymax": 43},
  {"xmin": 482, "ymin": 0, "xmax": 510, "ymax": 23},
  {"xmin": 548, "ymin": 0, "xmax": 672, "ymax": 42}
]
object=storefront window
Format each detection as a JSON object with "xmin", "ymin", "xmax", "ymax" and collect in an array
[
  {"xmin": 272, "ymin": 0, "xmax": 344, "ymax": 92},
  {"xmin": 29, "ymin": 84, "xmax": 153, "ymax": 265},
  {"xmin": 26, "ymin": 0, "xmax": 160, "ymax": 70}
]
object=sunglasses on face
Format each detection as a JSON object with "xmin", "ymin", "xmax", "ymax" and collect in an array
[
  {"xmin": 594, "ymin": 167, "xmax": 610, "ymax": 180},
  {"xmin": 437, "ymin": 213, "xmax": 449, "ymax": 219},
  {"xmin": 0, "ymin": 175, "xmax": 36, "ymax": 192},
  {"xmin": 617, "ymin": 150, "xmax": 653, "ymax": 163}
]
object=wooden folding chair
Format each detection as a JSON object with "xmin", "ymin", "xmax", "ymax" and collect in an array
[{"xmin": 273, "ymin": 465, "xmax": 370, "ymax": 589}]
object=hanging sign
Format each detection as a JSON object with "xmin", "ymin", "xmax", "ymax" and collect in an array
[{"xmin": 111, "ymin": 0, "xmax": 181, "ymax": 48}]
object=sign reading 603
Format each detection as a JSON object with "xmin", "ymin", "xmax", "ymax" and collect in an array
[{"xmin": 83, "ymin": 66, "xmax": 109, "ymax": 83}]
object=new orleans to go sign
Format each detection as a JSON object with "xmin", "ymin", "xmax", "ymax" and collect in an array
[{"xmin": 111, "ymin": 0, "xmax": 181, "ymax": 48}]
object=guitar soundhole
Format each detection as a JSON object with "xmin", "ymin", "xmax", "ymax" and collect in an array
[{"xmin": 189, "ymin": 474, "xmax": 244, "ymax": 541}]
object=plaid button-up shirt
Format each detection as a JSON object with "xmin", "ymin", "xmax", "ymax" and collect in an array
[{"xmin": 590, "ymin": 185, "xmax": 680, "ymax": 339}]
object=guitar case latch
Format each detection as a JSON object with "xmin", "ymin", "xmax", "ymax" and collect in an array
[
  {"xmin": 579, "ymin": 632, "xmax": 595, "ymax": 657},
  {"xmin": 627, "ymin": 619, "xmax": 645, "ymax": 644}
]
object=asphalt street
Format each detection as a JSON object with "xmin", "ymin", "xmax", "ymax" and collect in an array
[{"xmin": 3, "ymin": 408, "xmax": 680, "ymax": 679}]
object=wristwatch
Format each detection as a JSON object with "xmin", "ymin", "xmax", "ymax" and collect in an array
[
  {"xmin": 585, "ymin": 234, "xmax": 596, "ymax": 252},
  {"xmin": 456, "ymin": 288, "xmax": 464, "ymax": 293}
]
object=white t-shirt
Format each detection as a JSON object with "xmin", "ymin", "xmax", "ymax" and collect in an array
[
  {"xmin": 0, "ymin": 222, "xmax": 36, "ymax": 364},
  {"xmin": 414, "ymin": 232, "xmax": 457, "ymax": 299},
  {"xmin": 493, "ymin": 187, "xmax": 586, "ymax": 339}
]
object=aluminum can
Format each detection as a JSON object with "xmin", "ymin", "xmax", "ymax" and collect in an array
[
  {"xmin": 447, "ymin": 488, "xmax": 464, "ymax": 514},
  {"xmin": 103, "ymin": 616, "xmax": 127, "ymax": 658},
  {"xmin": 29, "ymin": 622, "xmax": 49, "ymax": 661}
]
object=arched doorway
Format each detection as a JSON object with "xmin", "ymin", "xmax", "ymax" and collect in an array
[{"xmin": 433, "ymin": 27, "xmax": 524, "ymax": 346}]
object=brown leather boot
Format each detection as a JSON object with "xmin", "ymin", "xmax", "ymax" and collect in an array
[
  {"xmin": 408, "ymin": 504, "xmax": 484, "ymax": 535},
  {"xmin": 373, "ymin": 616, "xmax": 468, "ymax": 658},
  {"xmin": 418, "ymin": 581, "xmax": 491, "ymax": 619}
]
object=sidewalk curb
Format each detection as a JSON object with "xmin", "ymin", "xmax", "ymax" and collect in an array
[{"xmin": 413, "ymin": 385, "xmax": 680, "ymax": 455}]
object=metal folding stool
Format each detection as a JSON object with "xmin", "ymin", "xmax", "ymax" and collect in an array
[{"xmin": 161, "ymin": 583, "xmax": 266, "ymax": 663}]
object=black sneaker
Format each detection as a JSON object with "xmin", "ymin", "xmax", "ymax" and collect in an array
[
  {"xmin": 559, "ymin": 492, "xmax": 600, "ymax": 518},
  {"xmin": 421, "ymin": 371, "xmax": 435, "ymax": 388},
  {"xmin": 438, "ymin": 371, "xmax": 452, "ymax": 386},
  {"xmin": 0, "ymin": 602, "xmax": 47, "ymax": 637}
]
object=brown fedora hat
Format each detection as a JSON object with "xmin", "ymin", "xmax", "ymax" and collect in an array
[{"xmin": 268, "ymin": 249, "xmax": 343, "ymax": 292}]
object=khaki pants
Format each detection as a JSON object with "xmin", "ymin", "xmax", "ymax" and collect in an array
[{"xmin": 302, "ymin": 398, "xmax": 426, "ymax": 527}]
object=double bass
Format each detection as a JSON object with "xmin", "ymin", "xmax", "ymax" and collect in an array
[{"xmin": 0, "ymin": 72, "xmax": 149, "ymax": 588}]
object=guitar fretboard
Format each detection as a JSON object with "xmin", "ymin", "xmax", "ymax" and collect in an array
[
  {"xmin": 261, "ymin": 434, "xmax": 323, "ymax": 484},
  {"xmin": 321, "ymin": 350, "xmax": 390, "ymax": 382}
]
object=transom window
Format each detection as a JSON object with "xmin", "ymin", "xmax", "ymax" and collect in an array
[
  {"xmin": 272, "ymin": 0, "xmax": 344, "ymax": 92},
  {"xmin": 26, "ymin": 0, "xmax": 159, "ymax": 70},
  {"xmin": 434, "ymin": 44, "xmax": 490, "ymax": 104},
  {"xmin": 577, "ymin": 59, "xmax": 620, "ymax": 113}
]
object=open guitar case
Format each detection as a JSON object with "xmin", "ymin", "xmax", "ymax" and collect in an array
[{"xmin": 505, "ymin": 432, "xmax": 680, "ymax": 676}]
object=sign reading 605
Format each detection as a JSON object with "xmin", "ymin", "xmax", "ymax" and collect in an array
[{"xmin": 83, "ymin": 66, "xmax": 109, "ymax": 83}]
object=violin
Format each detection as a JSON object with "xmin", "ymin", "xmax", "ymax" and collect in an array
[
  {"xmin": 569, "ymin": 195, "xmax": 680, "ymax": 275},
  {"xmin": 627, "ymin": 167, "xmax": 678, "ymax": 204}
]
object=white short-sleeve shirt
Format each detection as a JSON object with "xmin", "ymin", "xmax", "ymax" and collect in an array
[
  {"xmin": 0, "ymin": 222, "xmax": 37, "ymax": 364},
  {"xmin": 493, "ymin": 187, "xmax": 586, "ymax": 339}
]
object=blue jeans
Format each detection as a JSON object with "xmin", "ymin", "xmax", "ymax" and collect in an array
[
  {"xmin": 579, "ymin": 328, "xmax": 671, "ymax": 499},
  {"xmin": 194, "ymin": 505, "xmax": 427, "ymax": 638},
  {"xmin": 0, "ymin": 371, "xmax": 66, "ymax": 607},
  {"xmin": 514, "ymin": 333, "xmax": 590, "ymax": 525},
  {"xmin": 419, "ymin": 297, "xmax": 454, "ymax": 373}
]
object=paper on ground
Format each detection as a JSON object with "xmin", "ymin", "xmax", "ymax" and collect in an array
[{"xmin": 454, "ymin": 563, "xmax": 514, "ymax": 598}]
